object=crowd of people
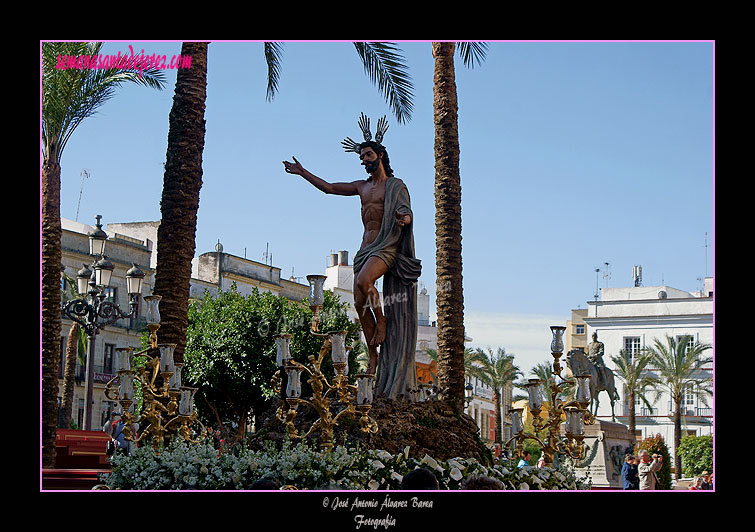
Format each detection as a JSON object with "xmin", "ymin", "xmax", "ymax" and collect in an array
[
  {"xmin": 688, "ymin": 471, "xmax": 714, "ymax": 490},
  {"xmin": 621, "ymin": 450, "xmax": 713, "ymax": 490}
]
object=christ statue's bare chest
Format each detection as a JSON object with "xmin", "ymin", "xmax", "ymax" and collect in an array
[{"xmin": 360, "ymin": 180, "xmax": 386, "ymax": 224}]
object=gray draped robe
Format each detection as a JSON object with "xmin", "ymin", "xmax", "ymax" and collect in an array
[{"xmin": 353, "ymin": 177, "xmax": 422, "ymax": 400}]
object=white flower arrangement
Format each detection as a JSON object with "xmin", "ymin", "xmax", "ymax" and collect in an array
[{"xmin": 103, "ymin": 439, "xmax": 588, "ymax": 491}]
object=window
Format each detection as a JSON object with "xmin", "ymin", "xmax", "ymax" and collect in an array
[
  {"xmin": 574, "ymin": 324, "xmax": 585, "ymax": 335},
  {"xmin": 624, "ymin": 337, "xmax": 641, "ymax": 361},
  {"xmin": 676, "ymin": 335, "xmax": 695, "ymax": 351},
  {"xmin": 103, "ymin": 286, "xmax": 117, "ymax": 304},
  {"xmin": 104, "ymin": 343, "xmax": 115, "ymax": 373},
  {"xmin": 683, "ymin": 384, "xmax": 696, "ymax": 407}
]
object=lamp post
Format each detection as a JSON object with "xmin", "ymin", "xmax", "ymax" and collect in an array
[
  {"xmin": 61, "ymin": 215, "xmax": 145, "ymax": 430},
  {"xmin": 505, "ymin": 325, "xmax": 595, "ymax": 467}
]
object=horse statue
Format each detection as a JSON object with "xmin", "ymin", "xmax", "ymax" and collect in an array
[{"xmin": 566, "ymin": 349, "xmax": 620, "ymax": 421}]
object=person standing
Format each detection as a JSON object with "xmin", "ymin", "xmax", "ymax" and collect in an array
[
  {"xmin": 621, "ymin": 454, "xmax": 639, "ymax": 490},
  {"xmin": 637, "ymin": 450, "xmax": 663, "ymax": 490},
  {"xmin": 700, "ymin": 470, "xmax": 713, "ymax": 490},
  {"xmin": 103, "ymin": 411, "xmax": 128, "ymax": 455}
]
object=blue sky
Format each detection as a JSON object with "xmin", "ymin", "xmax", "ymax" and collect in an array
[{"xmin": 47, "ymin": 41, "xmax": 714, "ymax": 375}]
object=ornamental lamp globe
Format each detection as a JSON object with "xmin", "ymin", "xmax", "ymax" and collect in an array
[
  {"xmin": 93, "ymin": 256, "xmax": 115, "ymax": 288},
  {"xmin": 575, "ymin": 375, "xmax": 591, "ymax": 403},
  {"xmin": 307, "ymin": 274, "xmax": 327, "ymax": 308},
  {"xmin": 125, "ymin": 263, "xmax": 145, "ymax": 296},
  {"xmin": 550, "ymin": 325, "xmax": 566, "ymax": 353},
  {"xmin": 159, "ymin": 343, "xmax": 177, "ymax": 373},
  {"xmin": 330, "ymin": 331, "xmax": 348, "ymax": 365},
  {"xmin": 526, "ymin": 379, "xmax": 544, "ymax": 412},
  {"xmin": 510, "ymin": 408, "xmax": 524, "ymax": 436},
  {"xmin": 88, "ymin": 215, "xmax": 108, "ymax": 256},
  {"xmin": 76, "ymin": 263, "xmax": 93, "ymax": 295},
  {"xmin": 143, "ymin": 295, "xmax": 162, "ymax": 325}
]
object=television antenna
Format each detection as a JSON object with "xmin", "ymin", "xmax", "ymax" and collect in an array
[
  {"xmin": 262, "ymin": 242, "xmax": 273, "ymax": 266},
  {"xmin": 602, "ymin": 262, "xmax": 611, "ymax": 288},
  {"xmin": 593, "ymin": 262, "xmax": 611, "ymax": 300},
  {"xmin": 75, "ymin": 169, "xmax": 90, "ymax": 222}
]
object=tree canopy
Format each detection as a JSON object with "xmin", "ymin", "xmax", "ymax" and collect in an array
[{"xmin": 183, "ymin": 284, "xmax": 361, "ymax": 440}]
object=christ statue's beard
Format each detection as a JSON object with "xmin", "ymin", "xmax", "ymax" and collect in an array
[{"xmin": 364, "ymin": 160, "xmax": 379, "ymax": 174}]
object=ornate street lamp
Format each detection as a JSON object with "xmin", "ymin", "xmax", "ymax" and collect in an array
[{"xmin": 61, "ymin": 214, "xmax": 144, "ymax": 431}]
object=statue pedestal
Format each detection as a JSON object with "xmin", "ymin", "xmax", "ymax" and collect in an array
[{"xmin": 572, "ymin": 420, "xmax": 635, "ymax": 489}]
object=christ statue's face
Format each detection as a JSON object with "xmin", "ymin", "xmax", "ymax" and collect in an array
[{"xmin": 360, "ymin": 146, "xmax": 382, "ymax": 175}]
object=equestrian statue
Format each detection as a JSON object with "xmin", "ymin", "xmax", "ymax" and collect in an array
[{"xmin": 566, "ymin": 332, "xmax": 620, "ymax": 421}]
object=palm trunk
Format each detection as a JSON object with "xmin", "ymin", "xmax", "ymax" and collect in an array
[
  {"xmin": 153, "ymin": 42, "xmax": 208, "ymax": 365},
  {"xmin": 432, "ymin": 42, "xmax": 465, "ymax": 413},
  {"xmin": 60, "ymin": 323, "xmax": 80, "ymax": 429},
  {"xmin": 628, "ymin": 389, "xmax": 636, "ymax": 436},
  {"xmin": 42, "ymin": 159, "xmax": 63, "ymax": 468},
  {"xmin": 494, "ymin": 390, "xmax": 503, "ymax": 444}
]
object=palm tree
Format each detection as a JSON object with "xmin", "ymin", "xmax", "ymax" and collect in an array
[
  {"xmin": 432, "ymin": 42, "xmax": 487, "ymax": 412},
  {"xmin": 154, "ymin": 42, "xmax": 415, "ymax": 367},
  {"xmin": 470, "ymin": 347, "xmax": 522, "ymax": 444},
  {"xmin": 643, "ymin": 335, "xmax": 712, "ymax": 479},
  {"xmin": 610, "ymin": 348, "xmax": 661, "ymax": 437},
  {"xmin": 60, "ymin": 274, "xmax": 89, "ymax": 429},
  {"xmin": 41, "ymin": 41, "xmax": 165, "ymax": 467},
  {"xmin": 152, "ymin": 41, "xmax": 208, "ymax": 366}
]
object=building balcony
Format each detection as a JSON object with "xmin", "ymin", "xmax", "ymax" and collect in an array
[
  {"xmin": 666, "ymin": 404, "xmax": 713, "ymax": 419},
  {"xmin": 59, "ymin": 365, "xmax": 117, "ymax": 386},
  {"xmin": 617, "ymin": 405, "xmax": 712, "ymax": 420}
]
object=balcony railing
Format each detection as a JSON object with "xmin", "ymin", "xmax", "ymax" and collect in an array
[
  {"xmin": 58, "ymin": 364, "xmax": 117, "ymax": 385},
  {"xmin": 60, "ymin": 311, "xmax": 149, "ymax": 333},
  {"xmin": 667, "ymin": 403, "xmax": 713, "ymax": 418},
  {"xmin": 620, "ymin": 405, "xmax": 713, "ymax": 418}
]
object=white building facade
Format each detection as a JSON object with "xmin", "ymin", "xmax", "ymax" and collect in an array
[
  {"xmin": 59, "ymin": 218, "xmax": 504, "ymax": 443},
  {"xmin": 583, "ymin": 278, "xmax": 714, "ymax": 461}
]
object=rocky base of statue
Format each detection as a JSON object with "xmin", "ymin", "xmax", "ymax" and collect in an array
[
  {"xmin": 570, "ymin": 419, "xmax": 635, "ymax": 489},
  {"xmin": 249, "ymin": 397, "xmax": 491, "ymax": 464}
]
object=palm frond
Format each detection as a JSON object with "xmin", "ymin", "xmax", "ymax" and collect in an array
[
  {"xmin": 42, "ymin": 41, "xmax": 166, "ymax": 163},
  {"xmin": 264, "ymin": 42, "xmax": 284, "ymax": 102},
  {"xmin": 456, "ymin": 42, "xmax": 488, "ymax": 69},
  {"xmin": 643, "ymin": 335, "xmax": 713, "ymax": 402},
  {"xmin": 353, "ymin": 42, "xmax": 414, "ymax": 124}
]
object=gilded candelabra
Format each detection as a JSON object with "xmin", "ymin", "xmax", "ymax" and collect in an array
[
  {"xmin": 505, "ymin": 325, "xmax": 594, "ymax": 467},
  {"xmin": 104, "ymin": 294, "xmax": 206, "ymax": 451},
  {"xmin": 273, "ymin": 274, "xmax": 378, "ymax": 452}
]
